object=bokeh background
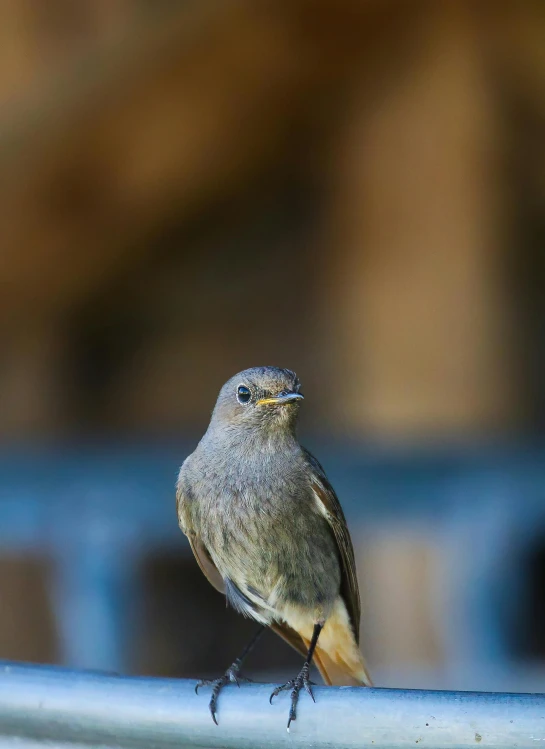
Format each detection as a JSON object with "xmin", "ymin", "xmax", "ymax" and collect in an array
[{"xmin": 1, "ymin": 0, "xmax": 545, "ymax": 692}]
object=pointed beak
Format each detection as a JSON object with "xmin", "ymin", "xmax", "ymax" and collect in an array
[{"xmin": 256, "ymin": 392, "xmax": 304, "ymax": 406}]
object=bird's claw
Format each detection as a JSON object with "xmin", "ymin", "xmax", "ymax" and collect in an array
[
  {"xmin": 195, "ymin": 664, "xmax": 253, "ymax": 724},
  {"xmin": 269, "ymin": 679, "xmax": 296, "ymax": 704},
  {"xmin": 269, "ymin": 663, "xmax": 316, "ymax": 728}
]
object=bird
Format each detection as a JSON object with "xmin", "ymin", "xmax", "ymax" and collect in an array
[{"xmin": 176, "ymin": 366, "xmax": 372, "ymax": 728}]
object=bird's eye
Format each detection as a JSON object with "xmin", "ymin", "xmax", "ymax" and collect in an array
[
  {"xmin": 237, "ymin": 385, "xmax": 251, "ymax": 404},
  {"xmin": 279, "ymin": 390, "xmax": 289, "ymax": 397}
]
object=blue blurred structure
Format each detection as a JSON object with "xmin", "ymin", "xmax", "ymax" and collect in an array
[{"xmin": 0, "ymin": 443, "xmax": 544, "ymax": 676}]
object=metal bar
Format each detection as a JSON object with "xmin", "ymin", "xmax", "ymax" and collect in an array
[{"xmin": 0, "ymin": 662, "xmax": 544, "ymax": 748}]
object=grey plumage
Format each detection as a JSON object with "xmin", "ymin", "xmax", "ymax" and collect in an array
[{"xmin": 176, "ymin": 366, "xmax": 372, "ymax": 725}]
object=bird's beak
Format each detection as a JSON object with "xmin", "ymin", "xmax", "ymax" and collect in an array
[{"xmin": 256, "ymin": 392, "xmax": 304, "ymax": 406}]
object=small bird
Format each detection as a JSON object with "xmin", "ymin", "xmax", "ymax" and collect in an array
[{"xmin": 176, "ymin": 366, "xmax": 372, "ymax": 728}]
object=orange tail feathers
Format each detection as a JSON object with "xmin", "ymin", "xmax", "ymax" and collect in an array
[
  {"xmin": 309, "ymin": 599, "xmax": 373, "ymax": 687},
  {"xmin": 313, "ymin": 647, "xmax": 373, "ymax": 687},
  {"xmin": 271, "ymin": 599, "xmax": 373, "ymax": 687}
]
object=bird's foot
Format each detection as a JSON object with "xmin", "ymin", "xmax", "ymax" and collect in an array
[
  {"xmin": 269, "ymin": 662, "xmax": 316, "ymax": 730},
  {"xmin": 195, "ymin": 660, "xmax": 253, "ymax": 725}
]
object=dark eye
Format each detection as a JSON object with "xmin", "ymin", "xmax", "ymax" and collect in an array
[
  {"xmin": 237, "ymin": 385, "xmax": 251, "ymax": 404},
  {"xmin": 279, "ymin": 390, "xmax": 289, "ymax": 397}
]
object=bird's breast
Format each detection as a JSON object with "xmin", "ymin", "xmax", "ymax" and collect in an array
[{"xmin": 196, "ymin": 471, "xmax": 341, "ymax": 616}]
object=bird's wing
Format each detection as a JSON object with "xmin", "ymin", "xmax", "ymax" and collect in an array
[
  {"xmin": 176, "ymin": 472, "xmax": 225, "ymax": 595},
  {"xmin": 302, "ymin": 448, "xmax": 361, "ymax": 644},
  {"xmin": 187, "ymin": 533, "xmax": 225, "ymax": 595}
]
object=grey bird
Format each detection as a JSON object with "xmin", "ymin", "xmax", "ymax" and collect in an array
[{"xmin": 176, "ymin": 366, "xmax": 372, "ymax": 728}]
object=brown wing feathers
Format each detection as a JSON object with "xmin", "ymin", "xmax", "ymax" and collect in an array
[{"xmin": 303, "ymin": 449, "xmax": 361, "ymax": 642}]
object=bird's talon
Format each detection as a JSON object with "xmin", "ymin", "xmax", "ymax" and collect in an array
[
  {"xmin": 269, "ymin": 679, "xmax": 295, "ymax": 704},
  {"xmin": 195, "ymin": 665, "xmax": 254, "ymax": 724},
  {"xmin": 287, "ymin": 701, "xmax": 298, "ymax": 729},
  {"xmin": 271, "ymin": 667, "xmax": 316, "ymax": 726},
  {"xmin": 195, "ymin": 679, "xmax": 213, "ymax": 695}
]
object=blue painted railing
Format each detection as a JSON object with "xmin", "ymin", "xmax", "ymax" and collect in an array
[{"xmin": 0, "ymin": 661, "xmax": 543, "ymax": 748}]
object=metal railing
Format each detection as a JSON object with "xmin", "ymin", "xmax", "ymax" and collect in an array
[{"xmin": 0, "ymin": 662, "xmax": 543, "ymax": 748}]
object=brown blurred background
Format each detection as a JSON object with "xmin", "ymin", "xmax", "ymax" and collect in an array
[{"xmin": 0, "ymin": 0, "xmax": 545, "ymax": 690}]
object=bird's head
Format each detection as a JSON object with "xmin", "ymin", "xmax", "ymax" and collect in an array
[{"xmin": 209, "ymin": 366, "xmax": 304, "ymax": 436}]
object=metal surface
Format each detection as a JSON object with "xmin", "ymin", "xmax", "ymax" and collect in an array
[{"xmin": 0, "ymin": 662, "xmax": 544, "ymax": 749}]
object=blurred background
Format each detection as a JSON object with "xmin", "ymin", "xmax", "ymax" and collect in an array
[{"xmin": 0, "ymin": 0, "xmax": 544, "ymax": 692}]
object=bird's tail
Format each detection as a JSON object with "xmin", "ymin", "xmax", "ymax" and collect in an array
[
  {"xmin": 313, "ymin": 647, "xmax": 373, "ymax": 687},
  {"xmin": 272, "ymin": 599, "xmax": 373, "ymax": 688},
  {"xmin": 307, "ymin": 598, "xmax": 373, "ymax": 687}
]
